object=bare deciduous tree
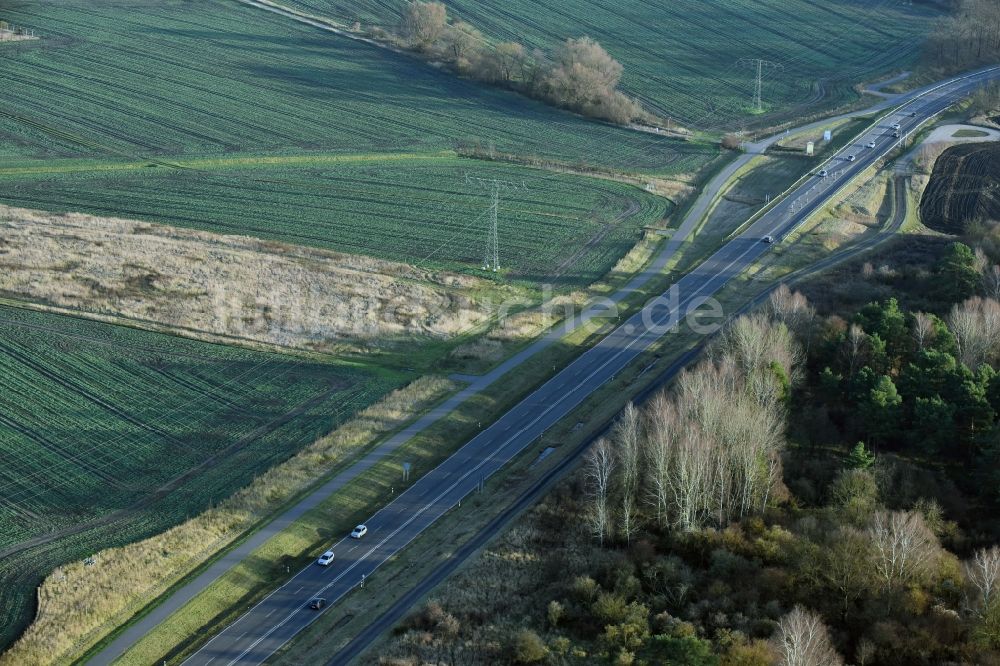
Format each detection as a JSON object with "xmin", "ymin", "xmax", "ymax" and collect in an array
[
  {"xmin": 821, "ymin": 527, "xmax": 874, "ymax": 617},
  {"xmin": 867, "ymin": 510, "xmax": 941, "ymax": 593},
  {"xmin": 585, "ymin": 438, "xmax": 615, "ymax": 544},
  {"xmin": 641, "ymin": 334, "xmax": 788, "ymax": 532},
  {"xmin": 948, "ymin": 296, "xmax": 1000, "ymax": 368},
  {"xmin": 644, "ymin": 392, "xmax": 673, "ymax": 528},
  {"xmin": 843, "ymin": 324, "xmax": 866, "ymax": 378},
  {"xmin": 965, "ymin": 545, "xmax": 1000, "ymax": 614},
  {"xmin": 541, "ymin": 37, "xmax": 640, "ymax": 123},
  {"xmin": 984, "ymin": 265, "xmax": 1000, "ymax": 301},
  {"xmin": 719, "ymin": 312, "xmax": 801, "ymax": 408},
  {"xmin": 613, "ymin": 402, "xmax": 642, "ymax": 543},
  {"xmin": 770, "ymin": 605, "xmax": 844, "ymax": 666},
  {"xmin": 442, "ymin": 20, "xmax": 482, "ymax": 65},
  {"xmin": 975, "ymin": 246, "xmax": 990, "ymax": 274},
  {"xmin": 769, "ymin": 283, "xmax": 816, "ymax": 344},
  {"xmin": 912, "ymin": 311, "xmax": 936, "ymax": 351},
  {"xmin": 400, "ymin": 1, "xmax": 447, "ymax": 50}
]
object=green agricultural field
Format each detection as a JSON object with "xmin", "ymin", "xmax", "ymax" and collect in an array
[
  {"xmin": 0, "ymin": 305, "xmax": 398, "ymax": 649},
  {"xmin": 0, "ymin": 156, "xmax": 668, "ymax": 286},
  {"xmin": 287, "ymin": 0, "xmax": 938, "ymax": 127},
  {"xmin": 0, "ymin": 0, "xmax": 713, "ymax": 171}
]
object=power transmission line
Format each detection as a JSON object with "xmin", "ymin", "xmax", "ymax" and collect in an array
[
  {"xmin": 738, "ymin": 58, "xmax": 783, "ymax": 113},
  {"xmin": 465, "ymin": 174, "xmax": 527, "ymax": 272}
]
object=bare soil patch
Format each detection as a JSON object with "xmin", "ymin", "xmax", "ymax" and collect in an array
[{"xmin": 919, "ymin": 143, "xmax": 1000, "ymax": 235}]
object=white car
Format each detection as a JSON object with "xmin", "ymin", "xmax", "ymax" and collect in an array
[
  {"xmin": 316, "ymin": 550, "xmax": 335, "ymax": 566},
  {"xmin": 846, "ymin": 155, "xmax": 856, "ymax": 162},
  {"xmin": 350, "ymin": 524, "xmax": 368, "ymax": 539},
  {"xmin": 866, "ymin": 141, "xmax": 876, "ymax": 149},
  {"xmin": 818, "ymin": 169, "xmax": 828, "ymax": 177},
  {"xmin": 891, "ymin": 122, "xmax": 901, "ymax": 130},
  {"xmin": 762, "ymin": 235, "xmax": 775, "ymax": 244}
]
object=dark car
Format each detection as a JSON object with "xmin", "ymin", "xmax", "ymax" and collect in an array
[{"xmin": 309, "ymin": 597, "xmax": 326, "ymax": 610}]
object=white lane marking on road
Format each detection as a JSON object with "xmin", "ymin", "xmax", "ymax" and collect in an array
[{"xmin": 294, "ymin": 585, "xmax": 303, "ymax": 594}]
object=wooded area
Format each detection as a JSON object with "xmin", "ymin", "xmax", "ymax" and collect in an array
[
  {"xmin": 375, "ymin": 272, "xmax": 1000, "ymax": 664},
  {"xmin": 923, "ymin": 0, "xmax": 1000, "ymax": 72}
]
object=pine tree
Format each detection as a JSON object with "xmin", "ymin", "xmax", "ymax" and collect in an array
[{"xmin": 847, "ymin": 441, "xmax": 876, "ymax": 469}]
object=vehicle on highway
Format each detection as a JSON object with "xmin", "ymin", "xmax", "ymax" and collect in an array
[
  {"xmin": 818, "ymin": 169, "xmax": 828, "ymax": 177},
  {"xmin": 909, "ymin": 111, "xmax": 917, "ymax": 117},
  {"xmin": 350, "ymin": 524, "xmax": 368, "ymax": 539},
  {"xmin": 308, "ymin": 598, "xmax": 326, "ymax": 610},
  {"xmin": 316, "ymin": 550, "xmax": 335, "ymax": 566},
  {"xmin": 846, "ymin": 155, "xmax": 856, "ymax": 162},
  {"xmin": 762, "ymin": 235, "xmax": 775, "ymax": 244},
  {"xmin": 866, "ymin": 141, "xmax": 876, "ymax": 149},
  {"xmin": 893, "ymin": 130, "xmax": 901, "ymax": 138},
  {"xmin": 891, "ymin": 122, "xmax": 901, "ymax": 130}
]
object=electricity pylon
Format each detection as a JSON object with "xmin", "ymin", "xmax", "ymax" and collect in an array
[
  {"xmin": 465, "ymin": 174, "xmax": 526, "ymax": 272},
  {"xmin": 738, "ymin": 58, "xmax": 783, "ymax": 113}
]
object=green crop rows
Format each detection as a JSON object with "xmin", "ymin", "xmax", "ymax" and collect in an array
[
  {"xmin": 0, "ymin": 0, "xmax": 715, "ymax": 171},
  {"xmin": 288, "ymin": 0, "xmax": 938, "ymax": 127},
  {"xmin": 0, "ymin": 305, "xmax": 398, "ymax": 648},
  {"xmin": 0, "ymin": 157, "xmax": 669, "ymax": 286}
]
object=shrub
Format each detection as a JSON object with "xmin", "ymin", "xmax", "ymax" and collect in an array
[
  {"xmin": 592, "ymin": 592, "xmax": 630, "ymax": 624},
  {"xmin": 572, "ymin": 575, "xmax": 600, "ymax": 603},
  {"xmin": 547, "ymin": 600, "xmax": 564, "ymax": 628},
  {"xmin": 511, "ymin": 628, "xmax": 549, "ymax": 663}
]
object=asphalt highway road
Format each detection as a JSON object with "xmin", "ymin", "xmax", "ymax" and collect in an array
[{"xmin": 182, "ymin": 65, "xmax": 1000, "ymax": 666}]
